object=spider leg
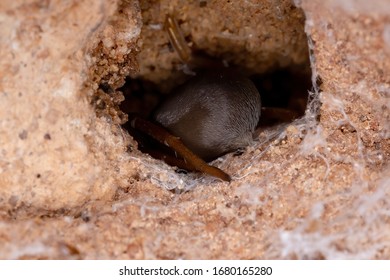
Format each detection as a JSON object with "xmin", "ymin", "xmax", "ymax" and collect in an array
[
  {"xmin": 129, "ymin": 114, "xmax": 231, "ymax": 182},
  {"xmin": 165, "ymin": 14, "xmax": 192, "ymax": 64},
  {"xmin": 143, "ymin": 149, "xmax": 196, "ymax": 171},
  {"xmin": 165, "ymin": 14, "xmax": 223, "ymax": 70}
]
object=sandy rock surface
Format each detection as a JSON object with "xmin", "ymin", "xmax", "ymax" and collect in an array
[{"xmin": 0, "ymin": 0, "xmax": 389, "ymax": 259}]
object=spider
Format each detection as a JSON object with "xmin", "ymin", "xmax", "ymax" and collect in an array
[{"xmin": 126, "ymin": 15, "xmax": 300, "ymax": 182}]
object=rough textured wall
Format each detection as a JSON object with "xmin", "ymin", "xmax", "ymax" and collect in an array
[
  {"xmin": 0, "ymin": 0, "xmax": 142, "ymax": 217},
  {"xmin": 0, "ymin": 0, "xmax": 389, "ymax": 259},
  {"xmin": 134, "ymin": 0, "xmax": 309, "ymax": 91}
]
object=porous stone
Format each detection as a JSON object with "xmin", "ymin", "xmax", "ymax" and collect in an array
[{"xmin": 0, "ymin": 0, "xmax": 389, "ymax": 259}]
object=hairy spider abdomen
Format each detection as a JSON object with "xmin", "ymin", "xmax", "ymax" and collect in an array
[{"xmin": 154, "ymin": 69, "xmax": 261, "ymax": 162}]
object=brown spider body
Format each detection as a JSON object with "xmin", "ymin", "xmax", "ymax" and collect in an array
[{"xmin": 154, "ymin": 69, "xmax": 261, "ymax": 162}]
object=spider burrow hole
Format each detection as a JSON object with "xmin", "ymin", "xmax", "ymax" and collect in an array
[{"xmin": 93, "ymin": 0, "xmax": 316, "ymax": 181}]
